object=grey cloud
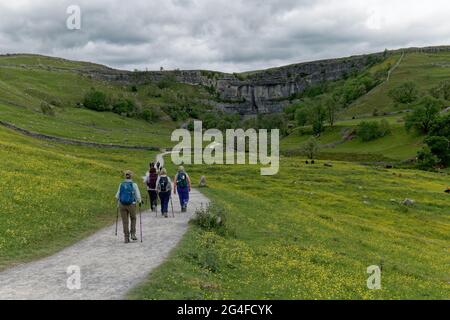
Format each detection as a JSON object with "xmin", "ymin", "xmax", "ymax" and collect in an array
[{"xmin": 0, "ymin": 0, "xmax": 449, "ymax": 72}]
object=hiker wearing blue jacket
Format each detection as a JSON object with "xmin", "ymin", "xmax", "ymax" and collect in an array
[
  {"xmin": 174, "ymin": 166, "xmax": 191, "ymax": 212},
  {"xmin": 115, "ymin": 170, "xmax": 142, "ymax": 243}
]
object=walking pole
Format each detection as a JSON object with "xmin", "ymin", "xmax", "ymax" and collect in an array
[
  {"xmin": 115, "ymin": 203, "xmax": 119, "ymax": 236},
  {"xmin": 139, "ymin": 202, "xmax": 143, "ymax": 243},
  {"xmin": 170, "ymin": 196, "xmax": 174, "ymax": 218}
]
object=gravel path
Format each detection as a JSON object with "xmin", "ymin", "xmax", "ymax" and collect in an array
[{"xmin": 0, "ymin": 153, "xmax": 209, "ymax": 300}]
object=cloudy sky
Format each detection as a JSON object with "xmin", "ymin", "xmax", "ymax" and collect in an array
[{"xmin": 0, "ymin": 0, "xmax": 449, "ymax": 72}]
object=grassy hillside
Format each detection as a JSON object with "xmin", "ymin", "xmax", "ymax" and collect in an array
[
  {"xmin": 281, "ymin": 117, "xmax": 424, "ymax": 161},
  {"xmin": 0, "ymin": 54, "xmax": 214, "ymax": 147},
  {"xmin": 0, "ymin": 125, "xmax": 154, "ymax": 270},
  {"xmin": 342, "ymin": 51, "xmax": 450, "ymax": 118},
  {"xmin": 129, "ymin": 156, "xmax": 450, "ymax": 299}
]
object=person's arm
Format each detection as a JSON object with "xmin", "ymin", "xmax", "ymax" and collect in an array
[
  {"xmin": 134, "ymin": 183, "xmax": 142, "ymax": 204},
  {"xmin": 186, "ymin": 174, "xmax": 191, "ymax": 191}
]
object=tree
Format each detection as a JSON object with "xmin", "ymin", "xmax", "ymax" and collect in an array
[
  {"xmin": 357, "ymin": 120, "xmax": 391, "ymax": 142},
  {"xmin": 424, "ymin": 136, "xmax": 450, "ymax": 166},
  {"xmin": 405, "ymin": 96, "xmax": 443, "ymax": 134},
  {"xmin": 389, "ymin": 81, "xmax": 419, "ymax": 104},
  {"xmin": 301, "ymin": 137, "xmax": 319, "ymax": 159},
  {"xmin": 430, "ymin": 114, "xmax": 450, "ymax": 139},
  {"xmin": 324, "ymin": 96, "xmax": 339, "ymax": 127},
  {"xmin": 311, "ymin": 104, "xmax": 326, "ymax": 135},
  {"xmin": 417, "ymin": 146, "xmax": 439, "ymax": 170},
  {"xmin": 294, "ymin": 107, "xmax": 309, "ymax": 127}
]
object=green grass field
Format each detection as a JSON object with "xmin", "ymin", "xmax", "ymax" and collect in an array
[
  {"xmin": 129, "ymin": 156, "xmax": 450, "ymax": 299},
  {"xmin": 0, "ymin": 125, "xmax": 154, "ymax": 270},
  {"xmin": 0, "ymin": 51, "xmax": 448, "ymax": 299}
]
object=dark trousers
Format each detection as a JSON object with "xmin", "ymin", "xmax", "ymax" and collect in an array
[
  {"xmin": 159, "ymin": 191, "xmax": 171, "ymax": 214},
  {"xmin": 148, "ymin": 190, "xmax": 158, "ymax": 210},
  {"xmin": 177, "ymin": 186, "xmax": 190, "ymax": 208}
]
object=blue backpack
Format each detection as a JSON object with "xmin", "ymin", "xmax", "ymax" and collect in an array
[{"xmin": 119, "ymin": 181, "xmax": 135, "ymax": 205}]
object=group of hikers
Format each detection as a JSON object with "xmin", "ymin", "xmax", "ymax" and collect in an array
[{"xmin": 115, "ymin": 161, "xmax": 192, "ymax": 243}]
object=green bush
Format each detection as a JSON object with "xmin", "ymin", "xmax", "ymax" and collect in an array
[
  {"xmin": 83, "ymin": 89, "xmax": 109, "ymax": 111},
  {"xmin": 191, "ymin": 203, "xmax": 227, "ymax": 235},
  {"xmin": 357, "ymin": 120, "xmax": 391, "ymax": 142},
  {"xmin": 139, "ymin": 108, "xmax": 160, "ymax": 123},
  {"xmin": 40, "ymin": 101, "xmax": 55, "ymax": 116},
  {"xmin": 405, "ymin": 96, "xmax": 443, "ymax": 134},
  {"xmin": 112, "ymin": 98, "xmax": 135, "ymax": 116},
  {"xmin": 417, "ymin": 146, "xmax": 439, "ymax": 170},
  {"xmin": 389, "ymin": 82, "xmax": 419, "ymax": 104},
  {"xmin": 424, "ymin": 136, "xmax": 450, "ymax": 167}
]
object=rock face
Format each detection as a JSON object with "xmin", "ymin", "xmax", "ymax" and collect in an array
[{"xmin": 81, "ymin": 46, "xmax": 450, "ymax": 115}]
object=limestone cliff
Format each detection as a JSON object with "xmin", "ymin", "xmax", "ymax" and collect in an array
[{"xmin": 83, "ymin": 46, "xmax": 450, "ymax": 115}]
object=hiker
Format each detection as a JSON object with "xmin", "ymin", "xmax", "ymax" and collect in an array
[
  {"xmin": 145, "ymin": 163, "xmax": 158, "ymax": 211},
  {"xmin": 115, "ymin": 170, "xmax": 142, "ymax": 243},
  {"xmin": 156, "ymin": 161, "xmax": 161, "ymax": 172},
  {"xmin": 174, "ymin": 166, "xmax": 191, "ymax": 212},
  {"xmin": 156, "ymin": 168, "xmax": 172, "ymax": 218}
]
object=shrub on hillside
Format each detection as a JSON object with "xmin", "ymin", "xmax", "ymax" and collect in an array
[
  {"xmin": 83, "ymin": 89, "xmax": 109, "ymax": 111},
  {"xmin": 357, "ymin": 120, "xmax": 391, "ymax": 142},
  {"xmin": 112, "ymin": 98, "xmax": 136, "ymax": 116},
  {"xmin": 405, "ymin": 96, "xmax": 443, "ymax": 134},
  {"xmin": 40, "ymin": 101, "xmax": 55, "ymax": 116},
  {"xmin": 389, "ymin": 82, "xmax": 419, "ymax": 104},
  {"xmin": 139, "ymin": 108, "xmax": 160, "ymax": 123},
  {"xmin": 301, "ymin": 136, "xmax": 319, "ymax": 159},
  {"xmin": 429, "ymin": 81, "xmax": 450, "ymax": 101},
  {"xmin": 424, "ymin": 136, "xmax": 450, "ymax": 167},
  {"xmin": 417, "ymin": 146, "xmax": 439, "ymax": 170}
]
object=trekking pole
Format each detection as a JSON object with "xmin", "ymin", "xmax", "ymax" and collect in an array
[
  {"xmin": 170, "ymin": 196, "xmax": 174, "ymax": 218},
  {"xmin": 115, "ymin": 203, "xmax": 119, "ymax": 236},
  {"xmin": 139, "ymin": 202, "xmax": 143, "ymax": 243}
]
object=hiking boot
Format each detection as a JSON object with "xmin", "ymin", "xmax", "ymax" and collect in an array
[
  {"xmin": 131, "ymin": 234, "xmax": 138, "ymax": 241},
  {"xmin": 124, "ymin": 237, "xmax": 130, "ymax": 244},
  {"xmin": 164, "ymin": 213, "xmax": 168, "ymax": 218}
]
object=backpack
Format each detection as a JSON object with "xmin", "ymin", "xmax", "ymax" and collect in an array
[
  {"xmin": 119, "ymin": 181, "xmax": 135, "ymax": 205},
  {"xmin": 147, "ymin": 172, "xmax": 158, "ymax": 189},
  {"xmin": 158, "ymin": 176, "xmax": 169, "ymax": 192},
  {"xmin": 177, "ymin": 172, "xmax": 188, "ymax": 188}
]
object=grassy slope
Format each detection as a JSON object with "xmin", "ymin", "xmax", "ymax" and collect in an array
[
  {"xmin": 129, "ymin": 157, "xmax": 450, "ymax": 299},
  {"xmin": 0, "ymin": 54, "xmax": 213, "ymax": 147},
  {"xmin": 342, "ymin": 51, "xmax": 450, "ymax": 118},
  {"xmin": 281, "ymin": 122, "xmax": 423, "ymax": 161},
  {"xmin": 0, "ymin": 125, "xmax": 154, "ymax": 270}
]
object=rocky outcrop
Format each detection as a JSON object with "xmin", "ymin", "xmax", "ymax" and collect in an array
[{"xmin": 81, "ymin": 46, "xmax": 450, "ymax": 115}]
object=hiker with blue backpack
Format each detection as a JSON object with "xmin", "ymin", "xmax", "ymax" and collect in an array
[
  {"xmin": 173, "ymin": 166, "xmax": 191, "ymax": 212},
  {"xmin": 115, "ymin": 170, "xmax": 142, "ymax": 243},
  {"xmin": 156, "ymin": 168, "xmax": 172, "ymax": 218}
]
